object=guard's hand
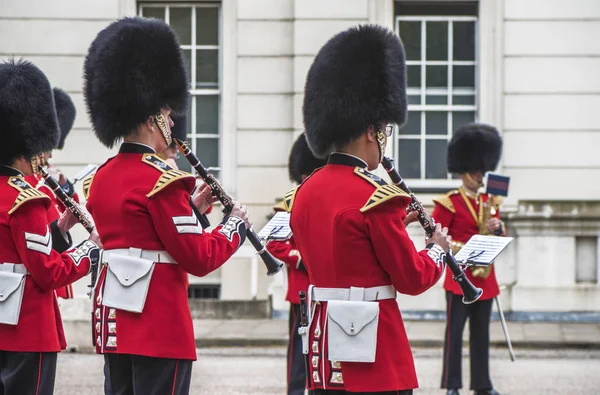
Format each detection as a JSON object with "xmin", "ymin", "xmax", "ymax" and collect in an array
[
  {"xmin": 403, "ymin": 210, "xmax": 419, "ymax": 227},
  {"xmin": 426, "ymin": 223, "xmax": 451, "ymax": 253},
  {"xmin": 88, "ymin": 230, "xmax": 103, "ymax": 249},
  {"xmin": 57, "ymin": 210, "xmax": 79, "ymax": 233},
  {"xmin": 48, "ymin": 165, "xmax": 67, "ymax": 186},
  {"xmin": 192, "ymin": 182, "xmax": 218, "ymax": 214},
  {"xmin": 486, "ymin": 218, "xmax": 503, "ymax": 234},
  {"xmin": 230, "ymin": 202, "xmax": 250, "ymax": 229}
]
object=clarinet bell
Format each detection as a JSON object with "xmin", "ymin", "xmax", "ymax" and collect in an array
[
  {"xmin": 261, "ymin": 250, "xmax": 284, "ymax": 276},
  {"xmin": 459, "ymin": 277, "xmax": 483, "ymax": 304}
]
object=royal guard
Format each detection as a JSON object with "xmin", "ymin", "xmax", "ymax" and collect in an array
[
  {"xmin": 82, "ymin": 17, "xmax": 249, "ymax": 394},
  {"xmin": 25, "ymin": 87, "xmax": 79, "ymax": 299},
  {"xmin": 0, "ymin": 59, "xmax": 100, "ymax": 395},
  {"xmin": 288, "ymin": 25, "xmax": 451, "ymax": 394},
  {"xmin": 433, "ymin": 123, "xmax": 505, "ymax": 395},
  {"xmin": 267, "ymin": 133, "xmax": 325, "ymax": 395}
]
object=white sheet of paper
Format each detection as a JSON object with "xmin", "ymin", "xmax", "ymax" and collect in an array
[
  {"xmin": 258, "ymin": 211, "xmax": 292, "ymax": 240},
  {"xmin": 454, "ymin": 235, "xmax": 514, "ymax": 265},
  {"xmin": 73, "ymin": 164, "xmax": 98, "ymax": 183}
]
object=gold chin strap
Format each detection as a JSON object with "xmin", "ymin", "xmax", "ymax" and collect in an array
[
  {"xmin": 376, "ymin": 130, "xmax": 387, "ymax": 163},
  {"xmin": 30, "ymin": 155, "xmax": 41, "ymax": 176},
  {"xmin": 154, "ymin": 113, "xmax": 172, "ymax": 146},
  {"xmin": 464, "ymin": 172, "xmax": 484, "ymax": 189}
]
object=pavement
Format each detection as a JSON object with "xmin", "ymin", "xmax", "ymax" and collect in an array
[{"xmin": 193, "ymin": 318, "xmax": 600, "ymax": 349}]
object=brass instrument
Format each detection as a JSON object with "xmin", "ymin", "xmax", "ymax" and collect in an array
[{"xmin": 471, "ymin": 194, "xmax": 500, "ymax": 278}]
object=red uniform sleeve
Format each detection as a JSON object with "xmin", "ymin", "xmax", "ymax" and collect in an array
[
  {"xmin": 267, "ymin": 240, "xmax": 300, "ymax": 269},
  {"xmin": 432, "ymin": 204, "xmax": 454, "ymax": 229},
  {"xmin": 147, "ymin": 182, "xmax": 247, "ymax": 277},
  {"xmin": 364, "ymin": 202, "xmax": 444, "ymax": 296},
  {"xmin": 9, "ymin": 200, "xmax": 94, "ymax": 292}
]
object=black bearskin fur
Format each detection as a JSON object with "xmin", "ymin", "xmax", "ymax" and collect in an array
[
  {"xmin": 84, "ymin": 17, "xmax": 189, "ymax": 148},
  {"xmin": 288, "ymin": 133, "xmax": 327, "ymax": 184},
  {"xmin": 447, "ymin": 123, "xmax": 503, "ymax": 174},
  {"xmin": 303, "ymin": 25, "xmax": 407, "ymax": 158},
  {"xmin": 0, "ymin": 59, "xmax": 59, "ymax": 165},
  {"xmin": 53, "ymin": 87, "xmax": 76, "ymax": 150}
]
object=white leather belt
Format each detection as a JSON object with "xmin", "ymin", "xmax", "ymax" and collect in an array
[
  {"xmin": 102, "ymin": 248, "xmax": 177, "ymax": 264},
  {"xmin": 311, "ymin": 285, "xmax": 396, "ymax": 302},
  {"xmin": 0, "ymin": 263, "xmax": 29, "ymax": 275}
]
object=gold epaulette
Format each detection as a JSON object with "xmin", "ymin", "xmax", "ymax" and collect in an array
[
  {"xmin": 360, "ymin": 184, "xmax": 411, "ymax": 212},
  {"xmin": 142, "ymin": 154, "xmax": 194, "ymax": 197},
  {"xmin": 432, "ymin": 190, "xmax": 459, "ymax": 214},
  {"xmin": 7, "ymin": 176, "xmax": 50, "ymax": 215},
  {"xmin": 82, "ymin": 173, "xmax": 95, "ymax": 200},
  {"xmin": 282, "ymin": 187, "xmax": 298, "ymax": 212},
  {"xmin": 353, "ymin": 167, "xmax": 387, "ymax": 187},
  {"xmin": 272, "ymin": 200, "xmax": 287, "ymax": 212}
]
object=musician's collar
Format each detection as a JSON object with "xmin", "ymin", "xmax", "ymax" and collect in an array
[
  {"xmin": 459, "ymin": 185, "xmax": 479, "ymax": 199},
  {"xmin": 328, "ymin": 152, "xmax": 368, "ymax": 169},
  {"xmin": 119, "ymin": 142, "xmax": 156, "ymax": 154},
  {"xmin": 0, "ymin": 165, "xmax": 23, "ymax": 177}
]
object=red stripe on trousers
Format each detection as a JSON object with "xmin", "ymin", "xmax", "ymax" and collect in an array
[
  {"xmin": 36, "ymin": 353, "xmax": 42, "ymax": 395},
  {"xmin": 443, "ymin": 296, "xmax": 453, "ymax": 387},
  {"xmin": 171, "ymin": 360, "xmax": 179, "ymax": 395}
]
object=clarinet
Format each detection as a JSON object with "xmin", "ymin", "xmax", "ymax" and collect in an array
[
  {"xmin": 174, "ymin": 139, "xmax": 284, "ymax": 276},
  {"xmin": 381, "ymin": 156, "xmax": 483, "ymax": 304},
  {"xmin": 37, "ymin": 166, "xmax": 100, "ymax": 298}
]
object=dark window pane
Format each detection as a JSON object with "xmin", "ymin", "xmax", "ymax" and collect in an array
[
  {"xmin": 426, "ymin": 139, "xmax": 448, "ymax": 179},
  {"xmin": 142, "ymin": 7, "xmax": 165, "ymax": 20},
  {"xmin": 453, "ymin": 65, "xmax": 475, "ymax": 89},
  {"xmin": 426, "ymin": 22, "xmax": 448, "ymax": 61},
  {"xmin": 426, "ymin": 65, "xmax": 447, "ymax": 88},
  {"xmin": 396, "ymin": 2, "xmax": 478, "ymax": 16},
  {"xmin": 196, "ymin": 50, "xmax": 219, "ymax": 88},
  {"xmin": 182, "ymin": 49, "xmax": 192, "ymax": 87},
  {"xmin": 407, "ymin": 65, "xmax": 421, "ymax": 88},
  {"xmin": 426, "ymin": 111, "xmax": 447, "ymax": 135},
  {"xmin": 426, "ymin": 95, "xmax": 447, "ymax": 105},
  {"xmin": 399, "ymin": 21, "xmax": 421, "ymax": 61},
  {"xmin": 453, "ymin": 22, "xmax": 476, "ymax": 61},
  {"xmin": 196, "ymin": 95, "xmax": 219, "ymax": 133},
  {"xmin": 453, "ymin": 95, "xmax": 475, "ymax": 105},
  {"xmin": 196, "ymin": 7, "xmax": 219, "ymax": 46},
  {"xmin": 399, "ymin": 111, "xmax": 420, "ymax": 135},
  {"xmin": 452, "ymin": 111, "xmax": 475, "ymax": 133},
  {"xmin": 170, "ymin": 7, "xmax": 192, "ymax": 46},
  {"xmin": 196, "ymin": 137, "xmax": 219, "ymax": 168},
  {"xmin": 398, "ymin": 139, "xmax": 421, "ymax": 179},
  {"xmin": 407, "ymin": 95, "xmax": 421, "ymax": 105}
]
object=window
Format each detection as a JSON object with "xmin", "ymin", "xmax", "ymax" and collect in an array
[
  {"xmin": 395, "ymin": 2, "xmax": 478, "ymax": 189},
  {"xmin": 139, "ymin": 3, "xmax": 221, "ymax": 177},
  {"xmin": 188, "ymin": 284, "xmax": 221, "ymax": 299}
]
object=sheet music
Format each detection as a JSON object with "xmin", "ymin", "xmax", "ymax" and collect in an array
[
  {"xmin": 454, "ymin": 235, "xmax": 513, "ymax": 265},
  {"xmin": 258, "ymin": 211, "xmax": 292, "ymax": 240},
  {"xmin": 73, "ymin": 164, "xmax": 98, "ymax": 183}
]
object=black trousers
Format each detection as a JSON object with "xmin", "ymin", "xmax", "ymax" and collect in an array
[
  {"xmin": 288, "ymin": 303, "xmax": 307, "ymax": 395},
  {"xmin": 104, "ymin": 354, "xmax": 192, "ymax": 395},
  {"xmin": 0, "ymin": 351, "xmax": 57, "ymax": 395},
  {"xmin": 311, "ymin": 390, "xmax": 413, "ymax": 394},
  {"xmin": 441, "ymin": 292, "xmax": 494, "ymax": 391}
]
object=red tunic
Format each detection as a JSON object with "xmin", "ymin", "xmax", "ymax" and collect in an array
[
  {"xmin": 85, "ymin": 143, "xmax": 246, "ymax": 360},
  {"xmin": 0, "ymin": 168, "xmax": 94, "ymax": 352},
  {"xmin": 432, "ymin": 190, "xmax": 501, "ymax": 300},
  {"xmin": 289, "ymin": 153, "xmax": 444, "ymax": 392},
  {"xmin": 24, "ymin": 174, "xmax": 74, "ymax": 299}
]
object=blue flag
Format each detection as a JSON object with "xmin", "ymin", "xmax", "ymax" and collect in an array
[{"xmin": 486, "ymin": 173, "xmax": 510, "ymax": 196}]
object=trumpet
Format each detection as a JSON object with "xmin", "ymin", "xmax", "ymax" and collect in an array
[
  {"xmin": 174, "ymin": 139, "xmax": 284, "ymax": 276},
  {"xmin": 381, "ymin": 156, "xmax": 482, "ymax": 304}
]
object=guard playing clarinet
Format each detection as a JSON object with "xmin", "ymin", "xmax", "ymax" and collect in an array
[
  {"xmin": 288, "ymin": 25, "xmax": 451, "ymax": 394},
  {"xmin": 82, "ymin": 17, "xmax": 249, "ymax": 394},
  {"xmin": 0, "ymin": 59, "xmax": 101, "ymax": 395},
  {"xmin": 433, "ymin": 124, "xmax": 505, "ymax": 395},
  {"xmin": 267, "ymin": 133, "xmax": 325, "ymax": 395}
]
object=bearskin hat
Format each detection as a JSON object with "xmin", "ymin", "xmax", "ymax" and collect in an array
[
  {"xmin": 447, "ymin": 123, "xmax": 503, "ymax": 174},
  {"xmin": 288, "ymin": 133, "xmax": 327, "ymax": 184},
  {"xmin": 53, "ymin": 87, "xmax": 76, "ymax": 150},
  {"xmin": 0, "ymin": 59, "xmax": 59, "ymax": 166},
  {"xmin": 303, "ymin": 24, "xmax": 407, "ymax": 158},
  {"xmin": 84, "ymin": 17, "xmax": 189, "ymax": 148}
]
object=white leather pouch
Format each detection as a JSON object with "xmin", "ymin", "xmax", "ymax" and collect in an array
[
  {"xmin": 102, "ymin": 252, "xmax": 155, "ymax": 313},
  {"xmin": 326, "ymin": 300, "xmax": 379, "ymax": 363},
  {"xmin": 0, "ymin": 271, "xmax": 26, "ymax": 325}
]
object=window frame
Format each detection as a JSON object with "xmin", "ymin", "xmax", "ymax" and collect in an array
[
  {"xmin": 394, "ymin": 14, "xmax": 479, "ymax": 190},
  {"xmin": 138, "ymin": 2, "xmax": 223, "ymax": 176}
]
